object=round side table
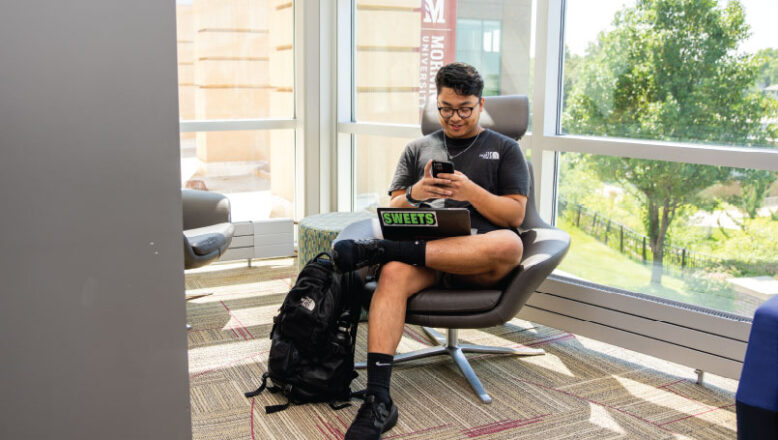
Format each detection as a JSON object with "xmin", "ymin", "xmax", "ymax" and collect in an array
[{"xmin": 297, "ymin": 211, "xmax": 375, "ymax": 271}]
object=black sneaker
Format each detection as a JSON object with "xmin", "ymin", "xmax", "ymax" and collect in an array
[
  {"xmin": 344, "ymin": 395, "xmax": 398, "ymax": 440},
  {"xmin": 332, "ymin": 239, "xmax": 386, "ymax": 272}
]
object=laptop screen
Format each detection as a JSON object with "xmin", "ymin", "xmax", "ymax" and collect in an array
[{"xmin": 376, "ymin": 208, "xmax": 472, "ymax": 241}]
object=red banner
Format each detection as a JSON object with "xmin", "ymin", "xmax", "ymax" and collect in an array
[{"xmin": 418, "ymin": 0, "xmax": 457, "ymax": 112}]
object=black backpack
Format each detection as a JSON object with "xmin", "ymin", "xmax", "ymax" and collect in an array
[{"xmin": 245, "ymin": 252, "xmax": 364, "ymax": 413}]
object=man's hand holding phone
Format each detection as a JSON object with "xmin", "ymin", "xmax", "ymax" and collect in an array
[{"xmin": 406, "ymin": 160, "xmax": 455, "ymax": 203}]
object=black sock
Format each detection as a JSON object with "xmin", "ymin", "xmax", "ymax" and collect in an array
[
  {"xmin": 379, "ymin": 239, "xmax": 426, "ymax": 266},
  {"xmin": 366, "ymin": 352, "xmax": 394, "ymax": 404}
]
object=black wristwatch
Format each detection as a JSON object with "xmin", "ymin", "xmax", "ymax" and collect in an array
[{"xmin": 405, "ymin": 185, "xmax": 424, "ymax": 207}]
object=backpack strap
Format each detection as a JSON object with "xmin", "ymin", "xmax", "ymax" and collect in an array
[
  {"xmin": 244, "ymin": 372, "xmax": 269, "ymax": 398},
  {"xmin": 329, "ymin": 400, "xmax": 352, "ymax": 411},
  {"xmin": 328, "ymin": 386, "xmax": 368, "ymax": 411},
  {"xmin": 265, "ymin": 383, "xmax": 294, "ymax": 413},
  {"xmin": 265, "ymin": 401, "xmax": 291, "ymax": 414}
]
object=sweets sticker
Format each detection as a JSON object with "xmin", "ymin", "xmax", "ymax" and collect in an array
[{"xmin": 381, "ymin": 211, "xmax": 438, "ymax": 227}]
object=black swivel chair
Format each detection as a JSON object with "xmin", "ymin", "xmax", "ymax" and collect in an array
[{"xmin": 334, "ymin": 95, "xmax": 571, "ymax": 404}]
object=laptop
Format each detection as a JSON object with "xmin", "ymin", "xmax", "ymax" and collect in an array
[{"xmin": 376, "ymin": 207, "xmax": 472, "ymax": 241}]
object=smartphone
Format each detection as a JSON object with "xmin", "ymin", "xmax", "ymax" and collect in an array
[{"xmin": 431, "ymin": 160, "xmax": 455, "ymax": 178}]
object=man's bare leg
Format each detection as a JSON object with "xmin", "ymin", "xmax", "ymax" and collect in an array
[
  {"xmin": 367, "ymin": 263, "xmax": 437, "ymax": 354},
  {"xmin": 341, "ymin": 263, "xmax": 434, "ymax": 439},
  {"xmin": 426, "ymin": 229, "xmax": 523, "ymax": 285}
]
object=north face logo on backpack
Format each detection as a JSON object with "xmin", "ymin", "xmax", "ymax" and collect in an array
[{"xmin": 300, "ymin": 296, "xmax": 315, "ymax": 311}]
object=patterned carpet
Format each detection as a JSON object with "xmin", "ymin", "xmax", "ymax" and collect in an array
[{"xmin": 186, "ymin": 258, "xmax": 739, "ymax": 440}]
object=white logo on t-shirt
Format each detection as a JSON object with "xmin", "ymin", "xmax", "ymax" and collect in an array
[{"xmin": 479, "ymin": 151, "xmax": 500, "ymax": 160}]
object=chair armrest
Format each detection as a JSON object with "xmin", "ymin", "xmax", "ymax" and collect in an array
[
  {"xmin": 183, "ymin": 223, "xmax": 235, "ymax": 270},
  {"xmin": 182, "ymin": 189, "xmax": 231, "ymax": 230},
  {"xmin": 517, "ymin": 226, "xmax": 571, "ymax": 273},
  {"xmin": 495, "ymin": 226, "xmax": 571, "ymax": 321}
]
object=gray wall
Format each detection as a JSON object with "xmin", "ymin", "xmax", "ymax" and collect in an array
[{"xmin": 0, "ymin": 1, "xmax": 191, "ymax": 439}]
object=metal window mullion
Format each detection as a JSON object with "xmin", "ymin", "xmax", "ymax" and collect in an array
[
  {"xmin": 530, "ymin": 0, "xmax": 564, "ymax": 222},
  {"xmin": 295, "ymin": 0, "xmax": 325, "ymax": 217},
  {"xmin": 338, "ymin": 122, "xmax": 422, "ymax": 139},
  {"xmin": 337, "ymin": 0, "xmax": 355, "ymax": 212},
  {"xmin": 541, "ymin": 134, "xmax": 778, "ymax": 172},
  {"xmin": 350, "ymin": 0, "xmax": 357, "ymax": 123},
  {"xmin": 293, "ymin": 0, "xmax": 307, "ymax": 220},
  {"xmin": 320, "ymin": 0, "xmax": 337, "ymax": 213},
  {"xmin": 179, "ymin": 119, "xmax": 296, "ymax": 132},
  {"xmin": 336, "ymin": 127, "xmax": 778, "ymax": 173}
]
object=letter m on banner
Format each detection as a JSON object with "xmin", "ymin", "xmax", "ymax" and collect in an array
[
  {"xmin": 423, "ymin": 0, "xmax": 446, "ymax": 23},
  {"xmin": 418, "ymin": 0, "xmax": 457, "ymax": 115}
]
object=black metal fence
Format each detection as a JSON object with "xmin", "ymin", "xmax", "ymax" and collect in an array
[{"xmin": 557, "ymin": 198, "xmax": 725, "ymax": 273}]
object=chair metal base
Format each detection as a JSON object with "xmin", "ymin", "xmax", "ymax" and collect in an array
[{"xmin": 356, "ymin": 327, "xmax": 544, "ymax": 404}]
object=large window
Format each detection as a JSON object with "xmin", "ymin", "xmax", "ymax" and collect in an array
[
  {"xmin": 349, "ymin": 0, "xmax": 535, "ymax": 208},
  {"xmin": 555, "ymin": 0, "xmax": 778, "ymax": 317},
  {"xmin": 176, "ymin": 0, "xmax": 295, "ymax": 220}
]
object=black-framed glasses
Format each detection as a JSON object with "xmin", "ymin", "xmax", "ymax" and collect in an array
[{"xmin": 437, "ymin": 106, "xmax": 475, "ymax": 119}]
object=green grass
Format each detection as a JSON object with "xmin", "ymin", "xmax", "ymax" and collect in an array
[{"xmin": 556, "ymin": 218, "xmax": 738, "ymax": 310}]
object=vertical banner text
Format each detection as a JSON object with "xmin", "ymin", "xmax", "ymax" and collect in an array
[{"xmin": 419, "ymin": 0, "xmax": 457, "ymax": 113}]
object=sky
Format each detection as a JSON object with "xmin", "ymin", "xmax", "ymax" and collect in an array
[{"xmin": 564, "ymin": 0, "xmax": 777, "ymax": 56}]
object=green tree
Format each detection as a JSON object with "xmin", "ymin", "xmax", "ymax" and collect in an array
[
  {"xmin": 755, "ymin": 48, "xmax": 778, "ymax": 89},
  {"xmin": 726, "ymin": 169, "xmax": 777, "ymax": 220},
  {"xmin": 562, "ymin": 46, "xmax": 583, "ymax": 108},
  {"xmin": 562, "ymin": 0, "xmax": 777, "ymax": 285}
]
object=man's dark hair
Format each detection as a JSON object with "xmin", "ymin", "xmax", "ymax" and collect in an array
[{"xmin": 435, "ymin": 62, "xmax": 484, "ymax": 98}]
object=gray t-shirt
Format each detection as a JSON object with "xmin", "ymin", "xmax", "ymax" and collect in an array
[{"xmin": 388, "ymin": 128, "xmax": 530, "ymax": 233}]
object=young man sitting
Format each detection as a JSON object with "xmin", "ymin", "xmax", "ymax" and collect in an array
[{"xmin": 334, "ymin": 62, "xmax": 531, "ymax": 440}]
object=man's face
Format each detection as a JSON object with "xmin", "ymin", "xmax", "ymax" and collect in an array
[{"xmin": 437, "ymin": 86, "xmax": 484, "ymax": 139}]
